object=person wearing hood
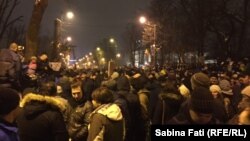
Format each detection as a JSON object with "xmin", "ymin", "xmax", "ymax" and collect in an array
[
  {"xmin": 130, "ymin": 73, "xmax": 150, "ymax": 113},
  {"xmin": 152, "ymin": 81, "xmax": 184, "ymax": 124},
  {"xmin": 17, "ymin": 81, "xmax": 69, "ymax": 141},
  {"xmin": 114, "ymin": 75, "xmax": 149, "ymax": 141},
  {"xmin": 87, "ymin": 87, "xmax": 124, "ymax": 141},
  {"xmin": 167, "ymin": 87, "xmax": 220, "ymax": 124},
  {"xmin": 0, "ymin": 87, "xmax": 21, "ymax": 141}
]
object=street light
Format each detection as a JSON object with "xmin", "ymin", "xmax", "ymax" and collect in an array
[
  {"xmin": 109, "ymin": 38, "xmax": 115, "ymax": 43},
  {"xmin": 66, "ymin": 36, "xmax": 72, "ymax": 42},
  {"xmin": 116, "ymin": 53, "xmax": 121, "ymax": 58},
  {"xmin": 139, "ymin": 16, "xmax": 147, "ymax": 24},
  {"xmin": 116, "ymin": 53, "xmax": 121, "ymax": 66},
  {"xmin": 139, "ymin": 16, "xmax": 157, "ymax": 67},
  {"xmin": 66, "ymin": 11, "xmax": 74, "ymax": 19},
  {"xmin": 53, "ymin": 11, "xmax": 74, "ymax": 61}
]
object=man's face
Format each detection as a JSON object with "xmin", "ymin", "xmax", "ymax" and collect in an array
[
  {"xmin": 210, "ymin": 77, "xmax": 218, "ymax": 85},
  {"xmin": 71, "ymin": 86, "xmax": 83, "ymax": 101}
]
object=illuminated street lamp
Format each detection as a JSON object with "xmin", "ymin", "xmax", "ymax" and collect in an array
[
  {"xmin": 53, "ymin": 11, "xmax": 74, "ymax": 61},
  {"xmin": 66, "ymin": 11, "xmax": 74, "ymax": 19},
  {"xmin": 116, "ymin": 53, "xmax": 121, "ymax": 58},
  {"xmin": 109, "ymin": 38, "xmax": 115, "ymax": 43},
  {"xmin": 116, "ymin": 53, "xmax": 121, "ymax": 66},
  {"xmin": 139, "ymin": 16, "xmax": 147, "ymax": 24},
  {"xmin": 139, "ymin": 16, "xmax": 157, "ymax": 67},
  {"xmin": 96, "ymin": 47, "xmax": 100, "ymax": 51},
  {"xmin": 66, "ymin": 36, "xmax": 72, "ymax": 42},
  {"xmin": 101, "ymin": 58, "xmax": 105, "ymax": 61}
]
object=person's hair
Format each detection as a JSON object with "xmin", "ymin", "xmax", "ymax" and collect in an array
[
  {"xmin": 130, "ymin": 74, "xmax": 148, "ymax": 91},
  {"xmin": 9, "ymin": 42, "xmax": 18, "ymax": 52},
  {"xmin": 71, "ymin": 80, "xmax": 82, "ymax": 89},
  {"xmin": 92, "ymin": 87, "xmax": 114, "ymax": 104},
  {"xmin": 39, "ymin": 81, "xmax": 57, "ymax": 96},
  {"xmin": 0, "ymin": 87, "xmax": 20, "ymax": 116}
]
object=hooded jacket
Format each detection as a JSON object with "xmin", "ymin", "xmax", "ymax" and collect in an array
[
  {"xmin": 152, "ymin": 92, "xmax": 184, "ymax": 124},
  {"xmin": 87, "ymin": 104, "xmax": 124, "ymax": 141},
  {"xmin": 17, "ymin": 93, "xmax": 68, "ymax": 141}
]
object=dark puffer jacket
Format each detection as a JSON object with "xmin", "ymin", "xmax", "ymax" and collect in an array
[
  {"xmin": 17, "ymin": 93, "xmax": 69, "ymax": 141},
  {"xmin": 67, "ymin": 101, "xmax": 93, "ymax": 141}
]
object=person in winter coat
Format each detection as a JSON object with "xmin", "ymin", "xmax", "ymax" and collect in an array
[
  {"xmin": 26, "ymin": 56, "xmax": 37, "ymax": 79},
  {"xmin": 87, "ymin": 87, "xmax": 124, "ymax": 141},
  {"xmin": 130, "ymin": 73, "xmax": 150, "ymax": 113},
  {"xmin": 67, "ymin": 81, "xmax": 93, "ymax": 141},
  {"xmin": 0, "ymin": 87, "xmax": 21, "ymax": 141},
  {"xmin": 152, "ymin": 81, "xmax": 184, "ymax": 124},
  {"xmin": 0, "ymin": 42, "xmax": 22, "ymax": 91},
  {"xmin": 115, "ymin": 75, "xmax": 148, "ymax": 141},
  {"xmin": 167, "ymin": 87, "xmax": 221, "ymax": 124},
  {"xmin": 36, "ymin": 53, "xmax": 53, "ymax": 82},
  {"xmin": 17, "ymin": 81, "xmax": 69, "ymax": 141}
]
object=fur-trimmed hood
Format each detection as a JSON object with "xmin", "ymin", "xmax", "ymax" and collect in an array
[{"xmin": 20, "ymin": 93, "xmax": 67, "ymax": 118}]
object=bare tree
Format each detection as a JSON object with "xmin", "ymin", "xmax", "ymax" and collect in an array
[
  {"xmin": 0, "ymin": 0, "xmax": 22, "ymax": 44},
  {"xmin": 25, "ymin": 0, "xmax": 48, "ymax": 60},
  {"xmin": 149, "ymin": 0, "xmax": 250, "ymax": 62},
  {"xmin": 5, "ymin": 24, "xmax": 25, "ymax": 46},
  {"xmin": 122, "ymin": 23, "xmax": 141, "ymax": 66}
]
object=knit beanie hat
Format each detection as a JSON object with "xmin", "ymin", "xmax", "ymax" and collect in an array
[
  {"xmin": 219, "ymin": 79, "xmax": 233, "ymax": 95},
  {"xmin": 190, "ymin": 87, "xmax": 214, "ymax": 114},
  {"xmin": 0, "ymin": 87, "xmax": 20, "ymax": 115},
  {"xmin": 191, "ymin": 72, "xmax": 210, "ymax": 89}
]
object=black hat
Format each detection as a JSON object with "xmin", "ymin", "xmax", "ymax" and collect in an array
[
  {"xmin": 0, "ymin": 87, "xmax": 20, "ymax": 115},
  {"xmin": 190, "ymin": 87, "xmax": 214, "ymax": 114}
]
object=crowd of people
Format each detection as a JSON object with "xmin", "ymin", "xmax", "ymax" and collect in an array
[{"xmin": 0, "ymin": 42, "xmax": 250, "ymax": 141}]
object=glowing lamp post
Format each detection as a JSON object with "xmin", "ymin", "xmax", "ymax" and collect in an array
[
  {"xmin": 53, "ymin": 11, "xmax": 74, "ymax": 61},
  {"xmin": 139, "ymin": 16, "xmax": 157, "ymax": 67}
]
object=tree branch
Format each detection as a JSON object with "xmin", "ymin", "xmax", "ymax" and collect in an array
[
  {"xmin": 0, "ymin": 0, "xmax": 19, "ymax": 39},
  {"xmin": 6, "ymin": 16, "xmax": 23, "ymax": 27}
]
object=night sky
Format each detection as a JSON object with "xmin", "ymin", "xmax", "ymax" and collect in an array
[{"xmin": 16, "ymin": 0, "xmax": 150, "ymax": 59}]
